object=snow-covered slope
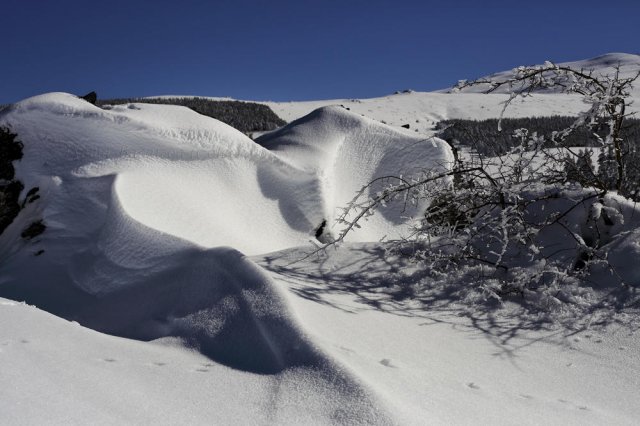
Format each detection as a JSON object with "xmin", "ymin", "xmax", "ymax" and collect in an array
[
  {"xmin": 257, "ymin": 245, "xmax": 640, "ymax": 426},
  {"xmin": 2, "ymin": 93, "xmax": 448, "ymax": 258},
  {"xmin": 256, "ymin": 106, "xmax": 452, "ymax": 241},
  {"xmin": 3, "ymin": 247, "xmax": 639, "ymax": 425},
  {"xmin": 2, "ymin": 60, "xmax": 640, "ymax": 424},
  {"xmin": 0, "ymin": 90, "xmax": 450, "ymax": 319},
  {"xmin": 258, "ymin": 53, "xmax": 640, "ymax": 133},
  {"xmin": 261, "ymin": 92, "xmax": 594, "ymax": 134},
  {"xmin": 0, "ymin": 297, "xmax": 391, "ymax": 425},
  {"xmin": 448, "ymin": 52, "xmax": 640, "ymax": 96},
  {"xmin": 0, "ymin": 93, "xmax": 450, "ymax": 424}
]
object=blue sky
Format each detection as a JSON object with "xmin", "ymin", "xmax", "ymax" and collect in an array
[{"xmin": 2, "ymin": 0, "xmax": 639, "ymax": 103}]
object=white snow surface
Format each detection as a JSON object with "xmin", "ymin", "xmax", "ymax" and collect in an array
[
  {"xmin": 258, "ymin": 53, "xmax": 640, "ymax": 133},
  {"xmin": 262, "ymin": 92, "xmax": 595, "ymax": 134},
  {"xmin": 1, "ymin": 86, "xmax": 639, "ymax": 425}
]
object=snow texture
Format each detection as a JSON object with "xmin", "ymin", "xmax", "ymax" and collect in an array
[{"xmin": 1, "ymin": 73, "xmax": 640, "ymax": 425}]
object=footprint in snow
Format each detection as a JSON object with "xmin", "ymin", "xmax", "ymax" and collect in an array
[
  {"xmin": 466, "ymin": 382, "xmax": 480, "ymax": 390},
  {"xmin": 379, "ymin": 359, "xmax": 397, "ymax": 368},
  {"xmin": 153, "ymin": 362, "xmax": 167, "ymax": 367},
  {"xmin": 558, "ymin": 399, "xmax": 589, "ymax": 411},
  {"xmin": 195, "ymin": 368, "xmax": 209, "ymax": 373},
  {"xmin": 102, "ymin": 358, "xmax": 117, "ymax": 363}
]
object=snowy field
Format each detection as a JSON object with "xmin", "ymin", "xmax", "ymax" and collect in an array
[{"xmin": 1, "ymin": 54, "xmax": 640, "ymax": 425}]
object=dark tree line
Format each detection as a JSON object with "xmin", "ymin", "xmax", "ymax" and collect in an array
[
  {"xmin": 564, "ymin": 145, "xmax": 640, "ymax": 201},
  {"xmin": 97, "ymin": 97, "xmax": 286, "ymax": 133},
  {"xmin": 435, "ymin": 116, "xmax": 640, "ymax": 201},
  {"xmin": 435, "ymin": 116, "xmax": 640, "ymax": 156}
]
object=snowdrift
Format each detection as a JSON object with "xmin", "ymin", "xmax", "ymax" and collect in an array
[
  {"xmin": 2, "ymin": 87, "xmax": 640, "ymax": 424},
  {"xmin": 257, "ymin": 106, "xmax": 453, "ymax": 241},
  {"xmin": 0, "ymin": 91, "xmax": 447, "ymax": 340},
  {"xmin": 0, "ymin": 297, "xmax": 391, "ymax": 425},
  {"xmin": 0, "ymin": 93, "xmax": 453, "ymax": 423}
]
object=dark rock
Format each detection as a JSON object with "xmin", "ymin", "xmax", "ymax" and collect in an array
[
  {"xmin": 402, "ymin": 124, "xmax": 410, "ymax": 129},
  {"xmin": 80, "ymin": 91, "xmax": 98, "ymax": 105},
  {"xmin": 22, "ymin": 187, "xmax": 40, "ymax": 207},
  {"xmin": 314, "ymin": 219, "xmax": 327, "ymax": 240},
  {"xmin": 21, "ymin": 220, "xmax": 46, "ymax": 240}
]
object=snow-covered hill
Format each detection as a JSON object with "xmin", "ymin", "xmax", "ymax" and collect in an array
[
  {"xmin": 257, "ymin": 53, "xmax": 640, "ymax": 132},
  {"xmin": 2, "ymin": 53, "xmax": 640, "ymax": 424},
  {"xmin": 0, "ymin": 93, "xmax": 445, "ymax": 424},
  {"xmin": 447, "ymin": 52, "xmax": 640, "ymax": 96},
  {"xmin": 262, "ymin": 91, "xmax": 609, "ymax": 134}
]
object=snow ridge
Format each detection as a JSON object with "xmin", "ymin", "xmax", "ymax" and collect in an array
[{"xmin": 0, "ymin": 92, "xmax": 453, "ymax": 424}]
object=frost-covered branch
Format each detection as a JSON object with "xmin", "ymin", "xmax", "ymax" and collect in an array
[
  {"xmin": 306, "ymin": 60, "xmax": 640, "ymax": 312},
  {"xmin": 456, "ymin": 62, "xmax": 639, "ymax": 193}
]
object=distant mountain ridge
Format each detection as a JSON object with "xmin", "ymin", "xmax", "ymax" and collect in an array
[{"xmin": 446, "ymin": 52, "xmax": 640, "ymax": 95}]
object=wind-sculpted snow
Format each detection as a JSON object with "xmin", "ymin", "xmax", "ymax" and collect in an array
[
  {"xmin": 257, "ymin": 106, "xmax": 454, "ymax": 241},
  {"xmin": 0, "ymin": 297, "xmax": 393, "ymax": 425},
  {"xmin": 0, "ymin": 92, "xmax": 401, "ymax": 334},
  {"xmin": 4, "ymin": 90, "xmax": 640, "ymax": 424},
  {"xmin": 0, "ymin": 92, "xmax": 455, "ymax": 424},
  {"xmin": 3, "ymin": 94, "xmax": 452, "ymax": 258}
]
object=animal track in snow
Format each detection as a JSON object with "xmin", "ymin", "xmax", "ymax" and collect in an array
[
  {"xmin": 557, "ymin": 399, "xmax": 589, "ymax": 411},
  {"xmin": 379, "ymin": 359, "xmax": 397, "ymax": 368}
]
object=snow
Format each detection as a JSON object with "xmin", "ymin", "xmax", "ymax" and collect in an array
[
  {"xmin": 447, "ymin": 53, "xmax": 640, "ymax": 97},
  {"xmin": 257, "ymin": 244, "xmax": 640, "ymax": 425},
  {"xmin": 0, "ymin": 298, "xmax": 390, "ymax": 425},
  {"xmin": 261, "ymin": 92, "xmax": 596, "ymax": 134},
  {"xmin": 256, "ymin": 106, "xmax": 453, "ymax": 241},
  {"xmin": 1, "ymin": 55, "xmax": 640, "ymax": 425}
]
